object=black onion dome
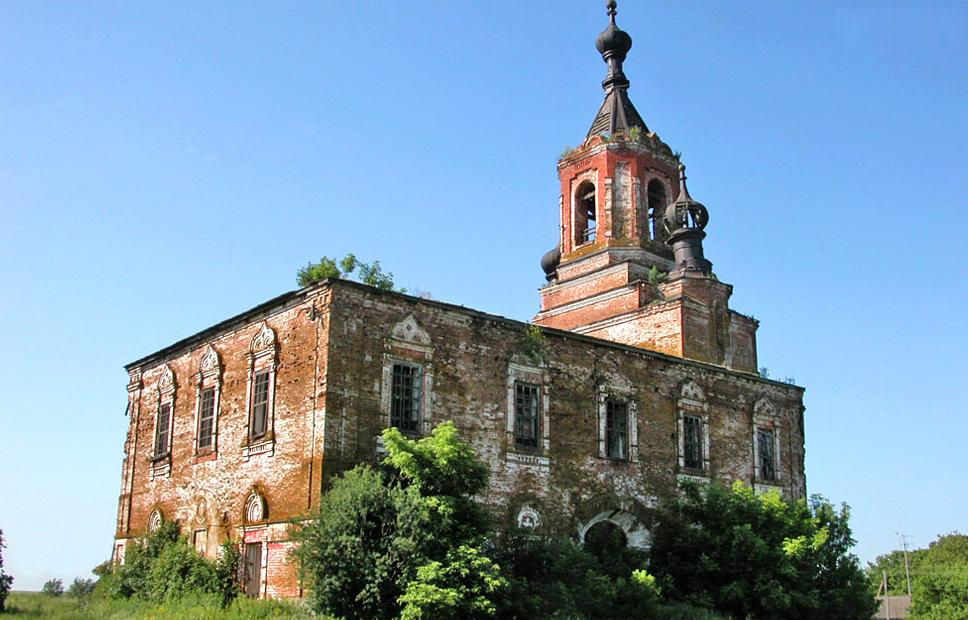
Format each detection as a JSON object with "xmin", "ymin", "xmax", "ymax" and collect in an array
[
  {"xmin": 586, "ymin": 1, "xmax": 648, "ymax": 139},
  {"xmin": 596, "ymin": 2, "xmax": 632, "ymax": 58},
  {"xmin": 541, "ymin": 246, "xmax": 561, "ymax": 281},
  {"xmin": 664, "ymin": 164, "xmax": 709, "ymax": 233}
]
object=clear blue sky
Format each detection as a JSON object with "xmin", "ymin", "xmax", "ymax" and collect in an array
[{"xmin": 1, "ymin": 1, "xmax": 964, "ymax": 590}]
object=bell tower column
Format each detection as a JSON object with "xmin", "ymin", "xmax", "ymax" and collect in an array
[{"xmin": 535, "ymin": 1, "xmax": 759, "ymax": 374}]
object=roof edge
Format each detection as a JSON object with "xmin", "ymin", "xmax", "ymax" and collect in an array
[{"xmin": 124, "ymin": 278, "xmax": 804, "ymax": 394}]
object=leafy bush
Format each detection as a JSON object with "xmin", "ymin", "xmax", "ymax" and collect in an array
[
  {"xmin": 649, "ymin": 481, "xmax": 876, "ymax": 620},
  {"xmin": 42, "ymin": 578, "xmax": 65, "ymax": 596},
  {"xmin": 296, "ymin": 252, "xmax": 404, "ymax": 291},
  {"xmin": 66, "ymin": 577, "xmax": 96, "ymax": 598},
  {"xmin": 868, "ymin": 534, "xmax": 968, "ymax": 618},
  {"xmin": 294, "ymin": 422, "xmax": 500, "ymax": 619},
  {"xmin": 98, "ymin": 522, "xmax": 241, "ymax": 606},
  {"xmin": 0, "ymin": 529, "xmax": 12, "ymax": 612},
  {"xmin": 493, "ymin": 532, "xmax": 659, "ymax": 619}
]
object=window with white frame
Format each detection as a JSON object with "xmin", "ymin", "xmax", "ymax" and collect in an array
[
  {"xmin": 677, "ymin": 380, "xmax": 710, "ymax": 474},
  {"xmin": 752, "ymin": 398, "xmax": 781, "ymax": 483},
  {"xmin": 390, "ymin": 361, "xmax": 422, "ymax": 432},
  {"xmin": 605, "ymin": 398, "xmax": 629, "ymax": 460},
  {"xmin": 154, "ymin": 402, "xmax": 172, "ymax": 457},
  {"xmin": 757, "ymin": 427, "xmax": 776, "ymax": 481},
  {"xmin": 194, "ymin": 345, "xmax": 221, "ymax": 455},
  {"xmin": 597, "ymin": 376, "xmax": 637, "ymax": 462},
  {"xmin": 682, "ymin": 415, "xmax": 704, "ymax": 469},
  {"xmin": 153, "ymin": 365, "xmax": 176, "ymax": 460},
  {"xmin": 514, "ymin": 382, "xmax": 541, "ymax": 448},
  {"xmin": 250, "ymin": 370, "xmax": 271, "ymax": 439},
  {"xmin": 505, "ymin": 360, "xmax": 550, "ymax": 458},
  {"xmin": 245, "ymin": 323, "xmax": 277, "ymax": 454},
  {"xmin": 381, "ymin": 315, "xmax": 434, "ymax": 437}
]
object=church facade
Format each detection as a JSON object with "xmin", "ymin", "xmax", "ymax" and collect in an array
[{"xmin": 113, "ymin": 3, "xmax": 806, "ymax": 599}]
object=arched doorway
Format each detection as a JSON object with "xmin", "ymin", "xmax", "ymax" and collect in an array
[{"xmin": 578, "ymin": 509, "xmax": 651, "ymax": 550}]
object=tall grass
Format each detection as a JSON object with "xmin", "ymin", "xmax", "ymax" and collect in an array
[{"xmin": 4, "ymin": 591, "xmax": 315, "ymax": 619}]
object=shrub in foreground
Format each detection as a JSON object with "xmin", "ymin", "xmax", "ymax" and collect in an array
[
  {"xmin": 98, "ymin": 521, "xmax": 241, "ymax": 606},
  {"xmin": 649, "ymin": 481, "xmax": 876, "ymax": 620},
  {"xmin": 493, "ymin": 532, "xmax": 660, "ymax": 619},
  {"xmin": 293, "ymin": 423, "xmax": 503, "ymax": 619}
]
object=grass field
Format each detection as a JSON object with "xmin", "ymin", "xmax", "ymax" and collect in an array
[{"xmin": 3, "ymin": 592, "xmax": 315, "ymax": 619}]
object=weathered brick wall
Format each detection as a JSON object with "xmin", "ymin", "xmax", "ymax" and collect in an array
[
  {"xmin": 116, "ymin": 287, "xmax": 331, "ymax": 595},
  {"xmin": 322, "ymin": 281, "xmax": 806, "ymax": 541},
  {"xmin": 115, "ymin": 280, "xmax": 804, "ymax": 598}
]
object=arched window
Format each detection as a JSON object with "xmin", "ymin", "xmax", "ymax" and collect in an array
[
  {"xmin": 574, "ymin": 181, "xmax": 597, "ymax": 246},
  {"xmin": 647, "ymin": 179, "xmax": 666, "ymax": 242}
]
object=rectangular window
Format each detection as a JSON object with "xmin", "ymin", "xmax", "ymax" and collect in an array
[
  {"xmin": 197, "ymin": 387, "xmax": 216, "ymax": 450},
  {"xmin": 391, "ymin": 362, "xmax": 422, "ymax": 432},
  {"xmin": 683, "ymin": 414, "xmax": 704, "ymax": 470},
  {"xmin": 250, "ymin": 370, "xmax": 270, "ymax": 439},
  {"xmin": 514, "ymin": 382, "xmax": 540, "ymax": 448},
  {"xmin": 154, "ymin": 403, "xmax": 171, "ymax": 457},
  {"xmin": 757, "ymin": 427, "xmax": 776, "ymax": 481},
  {"xmin": 605, "ymin": 398, "xmax": 629, "ymax": 460}
]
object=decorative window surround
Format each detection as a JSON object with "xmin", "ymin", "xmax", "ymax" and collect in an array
[
  {"xmin": 192, "ymin": 345, "xmax": 222, "ymax": 462},
  {"xmin": 752, "ymin": 398, "xmax": 782, "ymax": 484},
  {"xmin": 381, "ymin": 315, "xmax": 434, "ymax": 437},
  {"xmin": 505, "ymin": 359, "xmax": 551, "ymax": 468},
  {"xmin": 147, "ymin": 508, "xmax": 163, "ymax": 533},
  {"xmin": 245, "ymin": 491, "xmax": 268, "ymax": 524},
  {"xmin": 677, "ymin": 380, "xmax": 711, "ymax": 476},
  {"xmin": 150, "ymin": 365, "xmax": 176, "ymax": 479},
  {"xmin": 516, "ymin": 505, "xmax": 542, "ymax": 529},
  {"xmin": 597, "ymin": 374, "xmax": 638, "ymax": 462},
  {"xmin": 243, "ymin": 323, "xmax": 277, "ymax": 460}
]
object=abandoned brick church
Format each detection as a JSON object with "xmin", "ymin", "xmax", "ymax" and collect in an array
[{"xmin": 114, "ymin": 3, "xmax": 806, "ymax": 599}]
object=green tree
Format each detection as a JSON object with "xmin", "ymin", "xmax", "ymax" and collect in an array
[
  {"xmin": 293, "ymin": 422, "xmax": 503, "ymax": 619},
  {"xmin": 296, "ymin": 252, "xmax": 404, "ymax": 291},
  {"xmin": 0, "ymin": 530, "xmax": 13, "ymax": 613},
  {"xmin": 42, "ymin": 578, "xmax": 64, "ymax": 596},
  {"xmin": 67, "ymin": 577, "xmax": 97, "ymax": 598},
  {"xmin": 649, "ymin": 481, "xmax": 876, "ymax": 620},
  {"xmin": 909, "ymin": 533, "xmax": 968, "ymax": 619}
]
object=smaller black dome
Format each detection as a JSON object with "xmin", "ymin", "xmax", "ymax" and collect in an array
[
  {"xmin": 664, "ymin": 164, "xmax": 709, "ymax": 235},
  {"xmin": 541, "ymin": 246, "xmax": 561, "ymax": 281}
]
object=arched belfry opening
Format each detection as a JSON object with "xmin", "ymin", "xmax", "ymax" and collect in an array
[
  {"xmin": 575, "ymin": 181, "xmax": 597, "ymax": 246},
  {"xmin": 647, "ymin": 179, "xmax": 667, "ymax": 242}
]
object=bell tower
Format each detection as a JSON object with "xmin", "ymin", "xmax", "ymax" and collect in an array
[{"xmin": 535, "ymin": 1, "xmax": 759, "ymax": 373}]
